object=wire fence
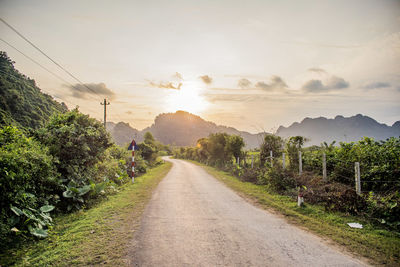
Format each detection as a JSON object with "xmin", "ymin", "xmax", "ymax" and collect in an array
[{"xmin": 238, "ymin": 149, "xmax": 399, "ymax": 195}]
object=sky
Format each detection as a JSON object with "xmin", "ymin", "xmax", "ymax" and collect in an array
[{"xmin": 0, "ymin": 0, "xmax": 399, "ymax": 133}]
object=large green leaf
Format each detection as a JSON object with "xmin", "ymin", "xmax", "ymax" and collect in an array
[
  {"xmin": 10, "ymin": 206, "xmax": 23, "ymax": 216},
  {"xmin": 22, "ymin": 209, "xmax": 36, "ymax": 220},
  {"xmin": 40, "ymin": 205, "xmax": 55, "ymax": 213},
  {"xmin": 63, "ymin": 190, "xmax": 74, "ymax": 198},
  {"xmin": 69, "ymin": 187, "xmax": 80, "ymax": 194},
  {"xmin": 78, "ymin": 185, "xmax": 91, "ymax": 196},
  {"xmin": 94, "ymin": 182, "xmax": 106, "ymax": 194},
  {"xmin": 29, "ymin": 227, "xmax": 48, "ymax": 238}
]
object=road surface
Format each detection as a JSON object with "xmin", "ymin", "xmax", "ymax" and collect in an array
[{"xmin": 129, "ymin": 157, "xmax": 367, "ymax": 266}]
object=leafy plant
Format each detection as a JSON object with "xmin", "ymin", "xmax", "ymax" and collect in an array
[
  {"xmin": 10, "ymin": 204, "xmax": 55, "ymax": 238},
  {"xmin": 62, "ymin": 183, "xmax": 92, "ymax": 211}
]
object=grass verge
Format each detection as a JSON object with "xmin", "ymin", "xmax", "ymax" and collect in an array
[
  {"xmin": 189, "ymin": 160, "xmax": 400, "ymax": 266},
  {"xmin": 0, "ymin": 161, "xmax": 172, "ymax": 266}
]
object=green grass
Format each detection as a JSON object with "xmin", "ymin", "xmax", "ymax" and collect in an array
[
  {"xmin": 0, "ymin": 162, "xmax": 172, "ymax": 266},
  {"xmin": 189, "ymin": 160, "xmax": 400, "ymax": 266}
]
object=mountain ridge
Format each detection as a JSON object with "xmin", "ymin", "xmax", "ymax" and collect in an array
[
  {"xmin": 277, "ymin": 114, "xmax": 400, "ymax": 146},
  {"xmin": 107, "ymin": 111, "xmax": 400, "ymax": 148},
  {"xmin": 107, "ymin": 110, "xmax": 265, "ymax": 148}
]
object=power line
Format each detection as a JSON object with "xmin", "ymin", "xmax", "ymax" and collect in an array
[
  {"xmin": 0, "ymin": 37, "xmax": 74, "ymax": 87},
  {"xmin": 0, "ymin": 17, "xmax": 100, "ymax": 98},
  {"xmin": 0, "ymin": 37, "xmax": 100, "ymax": 102}
]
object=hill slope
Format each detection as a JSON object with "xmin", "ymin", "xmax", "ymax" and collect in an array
[
  {"xmin": 0, "ymin": 52, "xmax": 67, "ymax": 129},
  {"xmin": 143, "ymin": 111, "xmax": 264, "ymax": 148},
  {"xmin": 276, "ymin": 114, "xmax": 400, "ymax": 146}
]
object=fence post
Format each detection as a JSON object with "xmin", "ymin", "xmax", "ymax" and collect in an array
[
  {"xmin": 322, "ymin": 152, "xmax": 327, "ymax": 182},
  {"xmin": 237, "ymin": 157, "xmax": 240, "ymax": 166},
  {"xmin": 354, "ymin": 162, "xmax": 361, "ymax": 195},
  {"xmin": 270, "ymin": 151, "xmax": 273, "ymax": 167},
  {"xmin": 299, "ymin": 151, "xmax": 302, "ymax": 175},
  {"xmin": 251, "ymin": 154, "xmax": 254, "ymax": 168},
  {"xmin": 282, "ymin": 153, "xmax": 286, "ymax": 169},
  {"xmin": 131, "ymin": 144, "xmax": 135, "ymax": 183}
]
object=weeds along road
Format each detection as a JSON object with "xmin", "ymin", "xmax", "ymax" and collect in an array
[{"xmin": 129, "ymin": 157, "xmax": 367, "ymax": 267}]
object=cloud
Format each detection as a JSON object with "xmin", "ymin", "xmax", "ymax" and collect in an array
[
  {"xmin": 238, "ymin": 78, "xmax": 252, "ymax": 89},
  {"xmin": 149, "ymin": 81, "xmax": 182, "ymax": 90},
  {"xmin": 302, "ymin": 75, "xmax": 349, "ymax": 92},
  {"xmin": 362, "ymin": 81, "xmax": 391, "ymax": 90},
  {"xmin": 302, "ymin": 80, "xmax": 325, "ymax": 91},
  {"xmin": 255, "ymin": 75, "xmax": 288, "ymax": 91},
  {"xmin": 67, "ymin": 83, "xmax": 115, "ymax": 99},
  {"xmin": 173, "ymin": 72, "xmax": 183, "ymax": 80},
  {"xmin": 199, "ymin": 75, "xmax": 213, "ymax": 84},
  {"xmin": 326, "ymin": 76, "xmax": 349, "ymax": 89},
  {"xmin": 308, "ymin": 68, "xmax": 327, "ymax": 74}
]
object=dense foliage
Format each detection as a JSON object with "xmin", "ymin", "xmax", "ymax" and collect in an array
[
  {"xmin": 0, "ymin": 52, "xmax": 67, "ymax": 129},
  {"xmin": 0, "ymin": 126, "xmax": 59, "ymax": 241},
  {"xmin": 33, "ymin": 109, "xmax": 115, "ymax": 211},
  {"xmin": 0, "ymin": 110, "xmax": 150, "ymax": 245}
]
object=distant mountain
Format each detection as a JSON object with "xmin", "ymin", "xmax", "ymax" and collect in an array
[
  {"xmin": 107, "ymin": 111, "xmax": 264, "ymax": 148},
  {"xmin": 106, "ymin": 121, "xmax": 143, "ymax": 146},
  {"xmin": 0, "ymin": 52, "xmax": 67, "ymax": 129},
  {"xmin": 276, "ymin": 114, "xmax": 400, "ymax": 146}
]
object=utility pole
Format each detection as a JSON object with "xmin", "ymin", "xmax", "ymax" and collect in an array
[{"xmin": 100, "ymin": 98, "xmax": 110, "ymax": 128}]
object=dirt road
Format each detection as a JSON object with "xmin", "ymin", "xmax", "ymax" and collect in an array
[{"xmin": 129, "ymin": 158, "xmax": 367, "ymax": 266}]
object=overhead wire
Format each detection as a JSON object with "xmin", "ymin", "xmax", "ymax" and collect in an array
[
  {"xmin": 0, "ymin": 17, "xmax": 101, "ymax": 99},
  {"xmin": 0, "ymin": 37, "xmax": 101, "ymax": 103}
]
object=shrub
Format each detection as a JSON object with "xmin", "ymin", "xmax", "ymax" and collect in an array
[
  {"xmin": 94, "ymin": 145, "xmax": 130, "ymax": 186},
  {"xmin": 239, "ymin": 167, "xmax": 263, "ymax": 184},
  {"xmin": 261, "ymin": 165, "xmax": 296, "ymax": 192},
  {"xmin": 35, "ymin": 109, "xmax": 112, "ymax": 211},
  {"xmin": 0, "ymin": 126, "xmax": 59, "ymax": 242},
  {"xmin": 365, "ymin": 192, "xmax": 400, "ymax": 230}
]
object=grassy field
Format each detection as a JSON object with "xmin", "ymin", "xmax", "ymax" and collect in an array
[
  {"xmin": 189, "ymin": 160, "xmax": 400, "ymax": 266},
  {"xmin": 0, "ymin": 161, "xmax": 172, "ymax": 267}
]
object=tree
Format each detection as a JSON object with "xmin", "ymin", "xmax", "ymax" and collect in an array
[
  {"xmin": 35, "ymin": 109, "xmax": 112, "ymax": 186},
  {"xmin": 208, "ymin": 133, "xmax": 230, "ymax": 165},
  {"xmin": 286, "ymin": 136, "xmax": 307, "ymax": 170},
  {"xmin": 226, "ymin": 135, "xmax": 245, "ymax": 160},
  {"xmin": 144, "ymin": 131, "xmax": 155, "ymax": 144},
  {"xmin": 196, "ymin": 137, "xmax": 210, "ymax": 163},
  {"xmin": 260, "ymin": 134, "xmax": 283, "ymax": 164}
]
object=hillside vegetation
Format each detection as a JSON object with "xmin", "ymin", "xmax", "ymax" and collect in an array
[{"xmin": 0, "ymin": 52, "xmax": 67, "ymax": 129}]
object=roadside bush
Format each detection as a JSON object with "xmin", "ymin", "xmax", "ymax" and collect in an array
[
  {"xmin": 94, "ymin": 145, "xmax": 130, "ymax": 186},
  {"xmin": 365, "ymin": 192, "xmax": 400, "ymax": 230},
  {"xmin": 261, "ymin": 165, "xmax": 296, "ymax": 192},
  {"xmin": 238, "ymin": 167, "xmax": 263, "ymax": 184},
  {"xmin": 35, "ymin": 109, "xmax": 112, "ymax": 211},
  {"xmin": 0, "ymin": 126, "xmax": 59, "ymax": 242}
]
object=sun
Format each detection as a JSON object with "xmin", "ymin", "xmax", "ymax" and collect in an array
[{"xmin": 165, "ymin": 86, "xmax": 209, "ymax": 114}]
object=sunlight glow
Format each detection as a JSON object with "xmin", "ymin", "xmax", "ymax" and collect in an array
[{"xmin": 165, "ymin": 85, "xmax": 209, "ymax": 115}]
